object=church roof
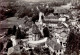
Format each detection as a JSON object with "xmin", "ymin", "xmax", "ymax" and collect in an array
[{"xmin": 32, "ymin": 24, "xmax": 40, "ymax": 34}]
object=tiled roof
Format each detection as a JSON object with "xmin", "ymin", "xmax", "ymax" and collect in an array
[
  {"xmin": 44, "ymin": 15, "xmax": 59, "ymax": 23},
  {"xmin": 46, "ymin": 38, "xmax": 63, "ymax": 50}
]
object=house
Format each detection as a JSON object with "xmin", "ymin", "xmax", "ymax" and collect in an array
[
  {"xmin": 43, "ymin": 13, "xmax": 61, "ymax": 32},
  {"xmin": 46, "ymin": 36, "xmax": 64, "ymax": 55},
  {"xmin": 53, "ymin": 7, "xmax": 69, "ymax": 14}
]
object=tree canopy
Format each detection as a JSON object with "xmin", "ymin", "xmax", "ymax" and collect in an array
[{"xmin": 65, "ymin": 29, "xmax": 80, "ymax": 55}]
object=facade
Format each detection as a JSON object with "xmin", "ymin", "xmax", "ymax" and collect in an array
[{"xmin": 44, "ymin": 13, "xmax": 59, "ymax": 28}]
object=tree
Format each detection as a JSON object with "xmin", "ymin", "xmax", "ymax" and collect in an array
[
  {"xmin": 12, "ymin": 25, "xmax": 16, "ymax": 35},
  {"xmin": 6, "ymin": 39, "xmax": 13, "ymax": 51},
  {"xmin": 32, "ymin": 14, "xmax": 39, "ymax": 23},
  {"xmin": 53, "ymin": 52, "xmax": 56, "ymax": 55},
  {"xmin": 16, "ymin": 27, "xmax": 26, "ymax": 39},
  {"xmin": 16, "ymin": 27, "xmax": 22, "ymax": 39},
  {"xmin": 6, "ymin": 28, "xmax": 13, "ymax": 36},
  {"xmin": 43, "ymin": 27, "xmax": 50, "ymax": 38},
  {"xmin": 65, "ymin": 29, "xmax": 79, "ymax": 55},
  {"xmin": 44, "ymin": 8, "xmax": 54, "ymax": 16},
  {"xmin": 30, "ymin": 50, "xmax": 35, "ymax": 55},
  {"xmin": 0, "ymin": 42, "xmax": 3, "ymax": 52},
  {"xmin": 21, "ymin": 31, "xmax": 26, "ymax": 39}
]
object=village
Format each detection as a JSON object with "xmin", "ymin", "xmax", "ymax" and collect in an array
[{"xmin": 0, "ymin": 0, "xmax": 80, "ymax": 55}]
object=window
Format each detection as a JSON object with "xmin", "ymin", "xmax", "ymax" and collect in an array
[{"xmin": 60, "ymin": 50, "xmax": 61, "ymax": 52}]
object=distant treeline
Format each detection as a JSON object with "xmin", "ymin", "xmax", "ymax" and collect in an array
[{"xmin": 0, "ymin": 0, "xmax": 71, "ymax": 21}]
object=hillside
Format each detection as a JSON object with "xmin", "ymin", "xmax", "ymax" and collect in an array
[{"xmin": 23, "ymin": 0, "xmax": 70, "ymax": 3}]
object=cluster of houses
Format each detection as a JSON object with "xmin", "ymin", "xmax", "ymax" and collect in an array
[
  {"xmin": 0, "ymin": 1, "xmax": 80, "ymax": 55},
  {"xmin": 26, "ymin": 10, "xmax": 70, "ymax": 55}
]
